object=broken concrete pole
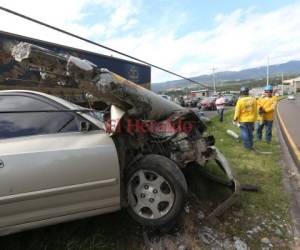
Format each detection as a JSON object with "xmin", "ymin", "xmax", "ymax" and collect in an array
[{"xmin": 226, "ymin": 129, "xmax": 239, "ymax": 139}]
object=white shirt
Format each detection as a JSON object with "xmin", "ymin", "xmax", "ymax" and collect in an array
[{"xmin": 215, "ymin": 97, "xmax": 225, "ymax": 110}]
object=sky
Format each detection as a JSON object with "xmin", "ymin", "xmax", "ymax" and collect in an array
[{"xmin": 0, "ymin": 0, "xmax": 300, "ymax": 83}]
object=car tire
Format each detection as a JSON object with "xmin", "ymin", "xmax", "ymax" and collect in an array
[{"xmin": 126, "ymin": 154, "xmax": 188, "ymax": 228}]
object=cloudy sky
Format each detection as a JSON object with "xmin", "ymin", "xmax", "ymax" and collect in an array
[{"xmin": 0, "ymin": 0, "xmax": 300, "ymax": 83}]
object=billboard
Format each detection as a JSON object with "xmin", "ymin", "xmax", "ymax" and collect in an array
[{"xmin": 0, "ymin": 31, "xmax": 151, "ymax": 103}]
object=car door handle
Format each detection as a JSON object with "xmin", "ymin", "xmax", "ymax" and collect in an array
[{"xmin": 0, "ymin": 159, "xmax": 4, "ymax": 168}]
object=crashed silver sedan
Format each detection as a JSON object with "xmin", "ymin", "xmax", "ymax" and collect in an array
[{"xmin": 0, "ymin": 42, "xmax": 239, "ymax": 236}]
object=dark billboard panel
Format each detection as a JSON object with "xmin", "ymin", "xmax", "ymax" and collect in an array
[{"xmin": 0, "ymin": 31, "xmax": 151, "ymax": 103}]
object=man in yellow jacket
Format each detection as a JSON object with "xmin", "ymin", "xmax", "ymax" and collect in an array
[
  {"xmin": 256, "ymin": 85, "xmax": 277, "ymax": 143},
  {"xmin": 234, "ymin": 87, "xmax": 257, "ymax": 149}
]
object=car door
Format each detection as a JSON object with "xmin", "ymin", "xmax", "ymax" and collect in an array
[{"xmin": 0, "ymin": 93, "xmax": 120, "ymax": 230}]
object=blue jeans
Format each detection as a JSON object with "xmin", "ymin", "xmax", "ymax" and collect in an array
[
  {"xmin": 240, "ymin": 122, "xmax": 254, "ymax": 149},
  {"xmin": 217, "ymin": 109, "xmax": 224, "ymax": 122},
  {"xmin": 256, "ymin": 120, "xmax": 273, "ymax": 143}
]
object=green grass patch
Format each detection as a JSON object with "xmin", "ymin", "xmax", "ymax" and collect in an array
[{"xmin": 204, "ymin": 110, "xmax": 292, "ymax": 248}]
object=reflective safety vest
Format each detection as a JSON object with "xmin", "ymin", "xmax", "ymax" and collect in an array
[
  {"xmin": 234, "ymin": 96, "xmax": 257, "ymax": 122},
  {"xmin": 257, "ymin": 96, "xmax": 277, "ymax": 121}
]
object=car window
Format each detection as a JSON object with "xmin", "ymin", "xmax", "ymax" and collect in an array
[
  {"xmin": 0, "ymin": 95, "xmax": 82, "ymax": 139},
  {"xmin": 0, "ymin": 113, "xmax": 79, "ymax": 139},
  {"xmin": 0, "ymin": 95, "xmax": 56, "ymax": 111}
]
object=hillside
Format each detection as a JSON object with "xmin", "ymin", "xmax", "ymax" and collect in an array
[{"xmin": 153, "ymin": 60, "xmax": 300, "ymax": 92}]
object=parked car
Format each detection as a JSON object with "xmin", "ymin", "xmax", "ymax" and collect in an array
[
  {"xmin": 185, "ymin": 97, "xmax": 202, "ymax": 107},
  {"xmin": 159, "ymin": 94, "xmax": 171, "ymax": 101},
  {"xmin": 287, "ymin": 95, "xmax": 295, "ymax": 100},
  {"xmin": 223, "ymin": 94, "xmax": 237, "ymax": 106},
  {"xmin": 184, "ymin": 99, "xmax": 192, "ymax": 107},
  {"xmin": 200, "ymin": 97, "xmax": 217, "ymax": 110}
]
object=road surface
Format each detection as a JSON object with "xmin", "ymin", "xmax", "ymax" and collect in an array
[
  {"xmin": 277, "ymin": 95, "xmax": 300, "ymax": 246},
  {"xmin": 277, "ymin": 95, "xmax": 300, "ymax": 165}
]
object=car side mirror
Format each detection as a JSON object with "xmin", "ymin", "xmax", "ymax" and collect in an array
[{"xmin": 80, "ymin": 121, "xmax": 91, "ymax": 133}]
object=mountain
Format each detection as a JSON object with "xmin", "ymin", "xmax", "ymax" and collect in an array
[{"xmin": 152, "ymin": 60, "xmax": 300, "ymax": 92}]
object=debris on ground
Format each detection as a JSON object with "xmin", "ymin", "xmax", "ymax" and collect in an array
[
  {"xmin": 141, "ymin": 193, "xmax": 293, "ymax": 250},
  {"xmin": 226, "ymin": 129, "xmax": 239, "ymax": 140},
  {"xmin": 261, "ymin": 237, "xmax": 271, "ymax": 245},
  {"xmin": 184, "ymin": 205, "xmax": 190, "ymax": 214},
  {"xmin": 233, "ymin": 237, "xmax": 248, "ymax": 250},
  {"xmin": 197, "ymin": 210, "xmax": 205, "ymax": 221}
]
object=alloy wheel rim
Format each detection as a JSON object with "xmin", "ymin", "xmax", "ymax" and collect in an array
[{"xmin": 128, "ymin": 169, "xmax": 175, "ymax": 220}]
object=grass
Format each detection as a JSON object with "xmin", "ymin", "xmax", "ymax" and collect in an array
[
  {"xmin": 202, "ymin": 110, "xmax": 292, "ymax": 248},
  {"xmin": 0, "ymin": 110, "xmax": 293, "ymax": 249},
  {"xmin": 206, "ymin": 111, "xmax": 288, "ymax": 212}
]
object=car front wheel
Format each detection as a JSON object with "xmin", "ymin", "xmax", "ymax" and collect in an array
[{"xmin": 126, "ymin": 154, "xmax": 188, "ymax": 228}]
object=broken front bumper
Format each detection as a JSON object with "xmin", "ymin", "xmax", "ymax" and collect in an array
[{"xmin": 205, "ymin": 147, "xmax": 240, "ymax": 220}]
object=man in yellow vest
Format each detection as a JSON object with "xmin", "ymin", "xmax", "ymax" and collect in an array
[
  {"xmin": 256, "ymin": 85, "xmax": 277, "ymax": 144},
  {"xmin": 234, "ymin": 87, "xmax": 257, "ymax": 149}
]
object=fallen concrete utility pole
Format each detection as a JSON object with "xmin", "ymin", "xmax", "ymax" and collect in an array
[{"xmin": 11, "ymin": 41, "xmax": 240, "ymax": 219}]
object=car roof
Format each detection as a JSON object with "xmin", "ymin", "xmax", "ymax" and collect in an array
[{"xmin": 0, "ymin": 90, "xmax": 79, "ymax": 110}]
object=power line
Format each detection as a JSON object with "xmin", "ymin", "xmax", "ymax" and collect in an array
[{"xmin": 0, "ymin": 6, "xmax": 210, "ymax": 89}]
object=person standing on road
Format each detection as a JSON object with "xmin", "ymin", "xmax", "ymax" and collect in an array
[
  {"xmin": 215, "ymin": 93, "xmax": 225, "ymax": 122},
  {"xmin": 233, "ymin": 87, "xmax": 257, "ymax": 150},
  {"xmin": 256, "ymin": 85, "xmax": 277, "ymax": 144}
]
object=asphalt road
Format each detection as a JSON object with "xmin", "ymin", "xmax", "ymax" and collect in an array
[
  {"xmin": 277, "ymin": 95, "xmax": 300, "ymax": 162},
  {"xmin": 277, "ymin": 95, "xmax": 300, "ymax": 245}
]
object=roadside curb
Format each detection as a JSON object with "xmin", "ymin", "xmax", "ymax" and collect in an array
[
  {"xmin": 275, "ymin": 117, "xmax": 300, "ymax": 248},
  {"xmin": 276, "ymin": 101, "xmax": 300, "ymax": 168}
]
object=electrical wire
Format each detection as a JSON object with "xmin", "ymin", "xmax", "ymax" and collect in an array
[{"xmin": 0, "ymin": 6, "xmax": 210, "ymax": 89}]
